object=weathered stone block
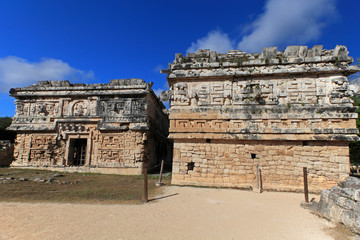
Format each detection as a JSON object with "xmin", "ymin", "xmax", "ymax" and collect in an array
[{"xmin": 314, "ymin": 177, "xmax": 360, "ymax": 234}]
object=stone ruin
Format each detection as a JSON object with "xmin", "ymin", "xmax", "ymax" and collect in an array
[
  {"xmin": 8, "ymin": 79, "xmax": 171, "ymax": 174},
  {"xmin": 312, "ymin": 176, "xmax": 360, "ymax": 234},
  {"xmin": 161, "ymin": 45, "xmax": 360, "ymax": 192},
  {"xmin": 6, "ymin": 45, "xmax": 360, "ymax": 192}
]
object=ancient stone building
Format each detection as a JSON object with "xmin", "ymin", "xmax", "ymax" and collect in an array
[
  {"xmin": 161, "ymin": 45, "xmax": 360, "ymax": 192},
  {"xmin": 8, "ymin": 79, "xmax": 170, "ymax": 174}
]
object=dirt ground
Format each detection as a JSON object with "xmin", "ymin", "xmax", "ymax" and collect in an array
[{"xmin": 0, "ymin": 186, "xmax": 358, "ymax": 240}]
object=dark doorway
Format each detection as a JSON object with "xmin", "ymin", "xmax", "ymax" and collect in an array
[{"xmin": 68, "ymin": 139, "xmax": 87, "ymax": 166}]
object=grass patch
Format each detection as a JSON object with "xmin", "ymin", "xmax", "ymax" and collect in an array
[{"xmin": 0, "ymin": 168, "xmax": 171, "ymax": 204}]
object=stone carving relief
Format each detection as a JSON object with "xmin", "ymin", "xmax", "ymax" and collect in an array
[
  {"xmin": 128, "ymin": 99, "xmax": 145, "ymax": 115},
  {"xmin": 171, "ymin": 83, "xmax": 190, "ymax": 106},
  {"xmin": 14, "ymin": 101, "xmax": 24, "ymax": 116},
  {"xmin": 57, "ymin": 122, "xmax": 89, "ymax": 140},
  {"xmin": 31, "ymin": 135, "xmax": 56, "ymax": 147},
  {"xmin": 195, "ymin": 82, "xmax": 232, "ymax": 106},
  {"xmin": 275, "ymin": 81, "xmax": 287, "ymax": 98},
  {"xmin": 73, "ymin": 101, "xmax": 88, "ymax": 116},
  {"xmin": 98, "ymin": 149, "xmax": 124, "ymax": 166},
  {"xmin": 70, "ymin": 100, "xmax": 89, "ymax": 116},
  {"xmin": 13, "ymin": 134, "xmax": 27, "ymax": 163},
  {"xmin": 171, "ymin": 119, "xmax": 353, "ymax": 134},
  {"xmin": 29, "ymin": 149, "xmax": 50, "ymax": 165},
  {"xmin": 212, "ymin": 82, "xmax": 231, "ymax": 105},
  {"xmin": 286, "ymin": 78, "xmax": 317, "ymax": 104},
  {"xmin": 232, "ymin": 81, "xmax": 278, "ymax": 105},
  {"xmin": 315, "ymin": 78, "xmax": 329, "ymax": 105},
  {"xmin": 96, "ymin": 134, "xmax": 126, "ymax": 166},
  {"xmin": 160, "ymin": 90, "xmax": 173, "ymax": 101},
  {"xmin": 62, "ymin": 99, "xmax": 96, "ymax": 117},
  {"xmin": 329, "ymin": 77, "xmax": 353, "ymax": 104},
  {"xmin": 28, "ymin": 135, "xmax": 56, "ymax": 166},
  {"xmin": 98, "ymin": 99, "xmax": 146, "ymax": 117},
  {"xmin": 53, "ymin": 140, "xmax": 66, "ymax": 166},
  {"xmin": 259, "ymin": 82, "xmax": 278, "ymax": 104},
  {"xmin": 13, "ymin": 100, "xmax": 60, "ymax": 122},
  {"xmin": 166, "ymin": 76, "xmax": 355, "ymax": 107},
  {"xmin": 98, "ymin": 135, "xmax": 124, "ymax": 148},
  {"xmin": 197, "ymin": 84, "xmax": 210, "ymax": 105}
]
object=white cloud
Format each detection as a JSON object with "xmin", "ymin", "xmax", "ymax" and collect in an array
[
  {"xmin": 0, "ymin": 56, "xmax": 94, "ymax": 92},
  {"xmin": 153, "ymin": 88, "xmax": 164, "ymax": 97},
  {"xmin": 153, "ymin": 81, "xmax": 170, "ymax": 108},
  {"xmin": 237, "ymin": 0, "xmax": 337, "ymax": 52},
  {"xmin": 186, "ymin": 30, "xmax": 234, "ymax": 53},
  {"xmin": 186, "ymin": 0, "xmax": 337, "ymax": 54},
  {"xmin": 153, "ymin": 81, "xmax": 169, "ymax": 97},
  {"xmin": 153, "ymin": 88, "xmax": 170, "ymax": 108},
  {"xmin": 153, "ymin": 64, "xmax": 164, "ymax": 73}
]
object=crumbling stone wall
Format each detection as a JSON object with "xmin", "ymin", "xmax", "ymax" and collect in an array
[
  {"xmin": 161, "ymin": 45, "xmax": 360, "ymax": 191},
  {"xmin": 8, "ymin": 79, "xmax": 170, "ymax": 174},
  {"xmin": 314, "ymin": 177, "xmax": 360, "ymax": 234}
]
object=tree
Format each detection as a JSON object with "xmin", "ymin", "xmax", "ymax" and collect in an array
[
  {"xmin": 0, "ymin": 117, "xmax": 16, "ymax": 142},
  {"xmin": 0, "ymin": 117, "xmax": 12, "ymax": 129}
]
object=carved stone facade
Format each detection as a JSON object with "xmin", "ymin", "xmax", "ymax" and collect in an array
[
  {"xmin": 8, "ymin": 79, "xmax": 170, "ymax": 174},
  {"xmin": 161, "ymin": 45, "xmax": 360, "ymax": 192}
]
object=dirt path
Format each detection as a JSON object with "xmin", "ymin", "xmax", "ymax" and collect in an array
[{"xmin": 0, "ymin": 186, "xmax": 355, "ymax": 240}]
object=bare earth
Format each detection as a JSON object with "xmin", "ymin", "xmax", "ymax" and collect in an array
[{"xmin": 0, "ymin": 186, "xmax": 357, "ymax": 240}]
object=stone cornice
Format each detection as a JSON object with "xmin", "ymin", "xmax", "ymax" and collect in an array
[{"xmin": 162, "ymin": 45, "xmax": 360, "ymax": 79}]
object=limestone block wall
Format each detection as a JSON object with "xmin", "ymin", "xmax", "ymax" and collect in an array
[{"xmin": 172, "ymin": 140, "xmax": 350, "ymax": 192}]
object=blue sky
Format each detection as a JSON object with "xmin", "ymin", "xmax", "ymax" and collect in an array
[{"xmin": 0, "ymin": 0, "xmax": 359, "ymax": 116}]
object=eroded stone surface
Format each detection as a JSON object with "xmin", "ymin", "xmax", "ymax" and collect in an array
[
  {"xmin": 315, "ymin": 177, "xmax": 360, "ymax": 234},
  {"xmin": 162, "ymin": 45, "xmax": 360, "ymax": 192},
  {"xmin": 8, "ymin": 79, "xmax": 171, "ymax": 174}
]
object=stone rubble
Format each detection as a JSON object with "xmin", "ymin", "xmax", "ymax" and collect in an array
[
  {"xmin": 0, "ymin": 173, "xmax": 78, "ymax": 185},
  {"xmin": 311, "ymin": 176, "xmax": 360, "ymax": 234}
]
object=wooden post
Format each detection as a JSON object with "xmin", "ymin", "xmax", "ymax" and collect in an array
[
  {"xmin": 156, "ymin": 160, "xmax": 165, "ymax": 187},
  {"xmin": 303, "ymin": 167, "xmax": 309, "ymax": 203},
  {"xmin": 159, "ymin": 160, "xmax": 164, "ymax": 183},
  {"xmin": 259, "ymin": 168, "xmax": 263, "ymax": 193},
  {"xmin": 144, "ymin": 163, "xmax": 148, "ymax": 203},
  {"xmin": 256, "ymin": 164, "xmax": 259, "ymax": 190}
]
